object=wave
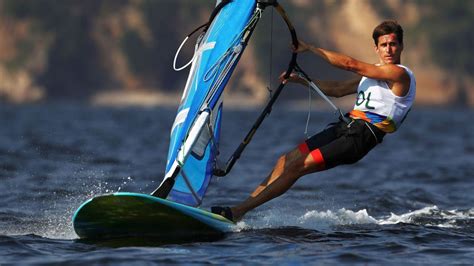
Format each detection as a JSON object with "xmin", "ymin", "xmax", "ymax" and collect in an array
[
  {"xmin": 379, "ymin": 206, "xmax": 474, "ymax": 228},
  {"xmin": 237, "ymin": 206, "xmax": 474, "ymax": 231}
]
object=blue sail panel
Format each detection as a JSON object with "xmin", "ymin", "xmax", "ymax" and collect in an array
[{"xmin": 165, "ymin": 0, "xmax": 257, "ymax": 207}]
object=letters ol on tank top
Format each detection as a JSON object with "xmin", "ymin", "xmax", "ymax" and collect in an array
[{"xmin": 349, "ymin": 65, "xmax": 416, "ymax": 133}]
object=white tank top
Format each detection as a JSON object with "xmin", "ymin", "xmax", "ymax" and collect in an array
[{"xmin": 349, "ymin": 65, "xmax": 416, "ymax": 133}]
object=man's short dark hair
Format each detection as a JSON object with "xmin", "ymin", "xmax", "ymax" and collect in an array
[{"xmin": 372, "ymin": 21, "xmax": 404, "ymax": 46}]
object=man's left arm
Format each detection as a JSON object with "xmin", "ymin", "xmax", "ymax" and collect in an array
[{"xmin": 302, "ymin": 44, "xmax": 410, "ymax": 96}]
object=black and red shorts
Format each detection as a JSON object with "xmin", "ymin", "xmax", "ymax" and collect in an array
[{"xmin": 298, "ymin": 119, "xmax": 385, "ymax": 170}]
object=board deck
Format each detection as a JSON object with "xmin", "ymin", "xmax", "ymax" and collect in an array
[{"xmin": 73, "ymin": 192, "xmax": 234, "ymax": 240}]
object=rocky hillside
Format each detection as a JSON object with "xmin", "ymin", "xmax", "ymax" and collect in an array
[{"xmin": 0, "ymin": 0, "xmax": 472, "ymax": 107}]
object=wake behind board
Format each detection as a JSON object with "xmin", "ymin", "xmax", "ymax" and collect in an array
[{"xmin": 73, "ymin": 192, "xmax": 234, "ymax": 240}]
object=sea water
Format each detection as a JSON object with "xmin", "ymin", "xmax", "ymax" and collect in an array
[{"xmin": 0, "ymin": 103, "xmax": 473, "ymax": 264}]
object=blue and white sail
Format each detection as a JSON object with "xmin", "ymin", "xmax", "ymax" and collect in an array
[{"xmin": 158, "ymin": 0, "xmax": 259, "ymax": 207}]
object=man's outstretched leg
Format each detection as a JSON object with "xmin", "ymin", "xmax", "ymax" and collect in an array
[{"xmin": 213, "ymin": 145, "xmax": 326, "ymax": 221}]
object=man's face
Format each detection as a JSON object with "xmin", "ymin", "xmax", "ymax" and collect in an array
[{"xmin": 375, "ymin": 33, "xmax": 403, "ymax": 65}]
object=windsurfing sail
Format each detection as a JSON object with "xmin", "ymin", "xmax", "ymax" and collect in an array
[
  {"xmin": 152, "ymin": 0, "xmax": 259, "ymax": 206},
  {"xmin": 152, "ymin": 0, "xmax": 301, "ymax": 207}
]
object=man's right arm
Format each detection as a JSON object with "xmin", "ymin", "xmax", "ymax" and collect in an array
[
  {"xmin": 280, "ymin": 72, "xmax": 360, "ymax": 98},
  {"xmin": 314, "ymin": 77, "xmax": 360, "ymax": 98}
]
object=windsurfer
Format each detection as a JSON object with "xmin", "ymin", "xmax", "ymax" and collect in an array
[{"xmin": 212, "ymin": 20, "xmax": 416, "ymax": 222}]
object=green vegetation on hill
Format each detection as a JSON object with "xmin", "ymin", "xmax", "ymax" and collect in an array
[
  {"xmin": 413, "ymin": 0, "xmax": 474, "ymax": 76},
  {"xmin": 0, "ymin": 0, "xmax": 472, "ymax": 104}
]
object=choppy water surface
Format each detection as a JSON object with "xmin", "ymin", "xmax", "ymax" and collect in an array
[{"xmin": 0, "ymin": 103, "xmax": 473, "ymax": 264}]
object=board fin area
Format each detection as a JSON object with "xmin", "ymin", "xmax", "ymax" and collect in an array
[{"xmin": 72, "ymin": 192, "xmax": 234, "ymax": 242}]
